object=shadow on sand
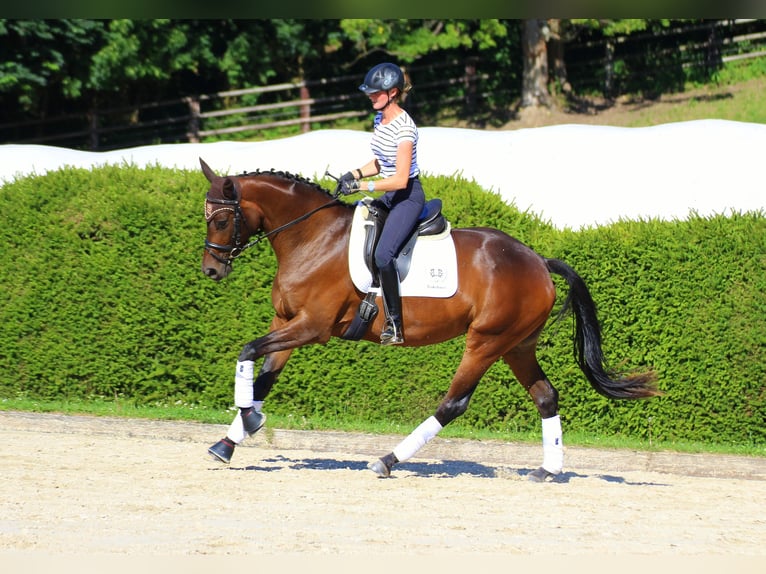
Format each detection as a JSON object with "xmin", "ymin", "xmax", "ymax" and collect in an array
[{"xmin": 214, "ymin": 455, "xmax": 670, "ymax": 486}]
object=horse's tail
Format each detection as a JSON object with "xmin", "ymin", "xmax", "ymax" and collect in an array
[{"xmin": 545, "ymin": 258, "xmax": 660, "ymax": 399}]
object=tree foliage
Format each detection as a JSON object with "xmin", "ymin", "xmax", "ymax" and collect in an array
[
  {"xmin": 0, "ymin": 19, "xmax": 760, "ymax": 130},
  {"xmin": 0, "ymin": 19, "xmax": 104, "ymax": 109},
  {"xmin": 338, "ymin": 19, "xmax": 507, "ymax": 65}
]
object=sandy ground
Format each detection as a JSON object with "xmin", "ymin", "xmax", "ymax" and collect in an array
[{"xmin": 1, "ymin": 410, "xmax": 765, "ymax": 570}]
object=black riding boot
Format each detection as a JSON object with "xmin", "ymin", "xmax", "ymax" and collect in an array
[{"xmin": 378, "ymin": 262, "xmax": 404, "ymax": 345}]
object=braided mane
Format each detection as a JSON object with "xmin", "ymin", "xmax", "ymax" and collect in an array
[{"xmin": 240, "ymin": 168, "xmax": 334, "ymax": 198}]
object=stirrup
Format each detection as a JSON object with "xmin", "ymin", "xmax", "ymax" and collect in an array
[{"xmin": 380, "ymin": 319, "xmax": 404, "ymax": 346}]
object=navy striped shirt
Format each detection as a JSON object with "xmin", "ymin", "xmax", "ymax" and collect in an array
[{"xmin": 370, "ymin": 110, "xmax": 419, "ymax": 179}]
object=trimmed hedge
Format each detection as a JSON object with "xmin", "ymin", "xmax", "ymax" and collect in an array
[{"xmin": 1, "ymin": 164, "xmax": 764, "ymax": 446}]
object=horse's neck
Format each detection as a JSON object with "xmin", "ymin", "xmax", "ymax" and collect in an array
[
  {"xmin": 242, "ymin": 177, "xmax": 312, "ymax": 228},
  {"xmin": 270, "ymin": 206, "xmax": 351, "ymax": 274},
  {"xmin": 242, "ymin": 178, "xmax": 349, "ymax": 252}
]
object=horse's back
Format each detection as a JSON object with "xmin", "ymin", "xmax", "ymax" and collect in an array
[
  {"xmin": 452, "ymin": 227, "xmax": 549, "ymax": 275},
  {"xmin": 451, "ymin": 226, "xmax": 556, "ymax": 317}
]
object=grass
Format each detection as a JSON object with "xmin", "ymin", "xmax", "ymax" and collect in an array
[
  {"xmin": 478, "ymin": 59, "xmax": 766, "ymax": 131},
  {"xmin": 2, "ymin": 396, "xmax": 763, "ymax": 458},
  {"xmin": 607, "ymin": 76, "xmax": 766, "ymax": 127}
]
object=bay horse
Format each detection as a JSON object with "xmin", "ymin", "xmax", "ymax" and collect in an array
[{"xmin": 199, "ymin": 158, "xmax": 659, "ymax": 481}]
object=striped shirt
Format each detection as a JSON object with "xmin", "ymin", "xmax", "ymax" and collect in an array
[{"xmin": 370, "ymin": 110, "xmax": 419, "ymax": 179}]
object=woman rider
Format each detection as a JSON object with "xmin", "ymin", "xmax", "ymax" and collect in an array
[{"xmin": 339, "ymin": 62, "xmax": 424, "ymax": 346}]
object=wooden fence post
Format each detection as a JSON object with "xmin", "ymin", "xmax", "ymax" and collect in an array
[
  {"xmin": 186, "ymin": 96, "xmax": 201, "ymax": 143},
  {"xmin": 88, "ymin": 108, "xmax": 99, "ymax": 150},
  {"xmin": 604, "ymin": 38, "xmax": 615, "ymax": 100},
  {"xmin": 464, "ymin": 56, "xmax": 477, "ymax": 113},
  {"xmin": 300, "ymin": 85, "xmax": 310, "ymax": 133}
]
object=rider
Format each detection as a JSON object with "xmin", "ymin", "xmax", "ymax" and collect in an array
[{"xmin": 338, "ymin": 62, "xmax": 424, "ymax": 346}]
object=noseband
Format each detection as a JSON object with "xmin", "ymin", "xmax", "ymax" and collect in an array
[
  {"xmin": 204, "ymin": 186, "xmax": 342, "ymax": 267},
  {"xmin": 204, "ymin": 194, "xmax": 252, "ymax": 266}
]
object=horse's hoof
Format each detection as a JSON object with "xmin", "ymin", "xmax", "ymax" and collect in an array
[
  {"xmin": 368, "ymin": 458, "xmax": 391, "ymax": 478},
  {"xmin": 528, "ymin": 467, "xmax": 557, "ymax": 482},
  {"xmin": 208, "ymin": 438, "xmax": 235, "ymax": 464},
  {"xmin": 241, "ymin": 409, "xmax": 266, "ymax": 436}
]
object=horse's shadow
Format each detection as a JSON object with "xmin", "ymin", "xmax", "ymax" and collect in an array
[{"xmin": 216, "ymin": 455, "xmax": 669, "ymax": 486}]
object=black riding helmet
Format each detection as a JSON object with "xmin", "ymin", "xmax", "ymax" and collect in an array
[{"xmin": 359, "ymin": 62, "xmax": 405, "ymax": 94}]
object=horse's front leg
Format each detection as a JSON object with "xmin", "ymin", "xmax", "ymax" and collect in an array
[
  {"xmin": 208, "ymin": 314, "xmax": 326, "ymax": 464},
  {"xmin": 207, "ymin": 347, "xmax": 293, "ymax": 463}
]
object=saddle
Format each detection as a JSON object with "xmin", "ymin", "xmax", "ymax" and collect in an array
[
  {"xmin": 342, "ymin": 197, "xmax": 448, "ymax": 341},
  {"xmin": 361, "ymin": 197, "xmax": 448, "ymax": 281}
]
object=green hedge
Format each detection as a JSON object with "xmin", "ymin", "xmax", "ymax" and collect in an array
[{"xmin": 1, "ymin": 164, "xmax": 764, "ymax": 446}]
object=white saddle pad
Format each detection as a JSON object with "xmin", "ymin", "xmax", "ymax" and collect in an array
[{"xmin": 347, "ymin": 203, "xmax": 458, "ymax": 298}]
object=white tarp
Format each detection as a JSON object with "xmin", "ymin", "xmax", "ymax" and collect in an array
[{"xmin": 1, "ymin": 119, "xmax": 763, "ymax": 230}]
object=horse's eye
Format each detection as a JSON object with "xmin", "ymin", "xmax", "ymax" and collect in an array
[{"xmin": 215, "ymin": 219, "xmax": 228, "ymax": 231}]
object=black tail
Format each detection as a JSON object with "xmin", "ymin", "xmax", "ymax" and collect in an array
[{"xmin": 545, "ymin": 258, "xmax": 660, "ymax": 399}]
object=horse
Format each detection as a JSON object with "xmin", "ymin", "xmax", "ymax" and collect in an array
[{"xmin": 199, "ymin": 158, "xmax": 659, "ymax": 481}]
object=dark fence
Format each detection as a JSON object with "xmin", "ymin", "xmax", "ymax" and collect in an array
[{"xmin": 2, "ymin": 19, "xmax": 765, "ymax": 151}]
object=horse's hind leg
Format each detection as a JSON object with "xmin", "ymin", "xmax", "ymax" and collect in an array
[
  {"xmin": 368, "ymin": 345, "xmax": 495, "ymax": 478},
  {"xmin": 503, "ymin": 344, "xmax": 563, "ymax": 482}
]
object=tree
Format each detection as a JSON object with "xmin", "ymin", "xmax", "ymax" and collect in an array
[
  {"xmin": 519, "ymin": 19, "xmax": 671, "ymax": 107},
  {"xmin": 0, "ymin": 19, "xmax": 106, "ymax": 120},
  {"xmin": 547, "ymin": 19, "xmax": 571, "ymax": 95},
  {"xmin": 88, "ymin": 19, "xmax": 230, "ymax": 104},
  {"xmin": 520, "ymin": 19, "xmax": 551, "ymax": 108},
  {"xmin": 336, "ymin": 19, "xmax": 507, "ymax": 66},
  {"xmin": 335, "ymin": 20, "xmax": 510, "ymax": 121}
]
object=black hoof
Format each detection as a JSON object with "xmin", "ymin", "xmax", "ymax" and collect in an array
[
  {"xmin": 208, "ymin": 438, "xmax": 235, "ymax": 464},
  {"xmin": 528, "ymin": 467, "xmax": 557, "ymax": 482},
  {"xmin": 368, "ymin": 453, "xmax": 398, "ymax": 478},
  {"xmin": 241, "ymin": 408, "xmax": 266, "ymax": 435},
  {"xmin": 368, "ymin": 459, "xmax": 391, "ymax": 478}
]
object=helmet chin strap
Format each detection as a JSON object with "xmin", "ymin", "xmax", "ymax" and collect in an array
[{"xmin": 375, "ymin": 90, "xmax": 394, "ymax": 111}]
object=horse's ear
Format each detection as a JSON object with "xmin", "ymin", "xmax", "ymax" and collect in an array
[
  {"xmin": 222, "ymin": 177, "xmax": 238, "ymax": 200},
  {"xmin": 199, "ymin": 158, "xmax": 218, "ymax": 183}
]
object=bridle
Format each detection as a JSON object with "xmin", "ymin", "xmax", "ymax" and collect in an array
[
  {"xmin": 203, "ymin": 184, "xmax": 343, "ymax": 267},
  {"xmin": 204, "ymin": 194, "xmax": 250, "ymax": 266}
]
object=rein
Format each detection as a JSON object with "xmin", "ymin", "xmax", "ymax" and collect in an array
[{"xmin": 204, "ymin": 187, "xmax": 342, "ymax": 266}]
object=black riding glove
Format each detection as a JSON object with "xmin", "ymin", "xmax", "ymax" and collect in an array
[{"xmin": 339, "ymin": 171, "xmax": 360, "ymax": 195}]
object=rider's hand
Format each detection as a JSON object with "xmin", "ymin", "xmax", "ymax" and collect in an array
[{"xmin": 339, "ymin": 171, "xmax": 360, "ymax": 195}]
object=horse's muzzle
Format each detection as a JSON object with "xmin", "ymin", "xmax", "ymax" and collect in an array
[{"xmin": 201, "ymin": 255, "xmax": 231, "ymax": 281}]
